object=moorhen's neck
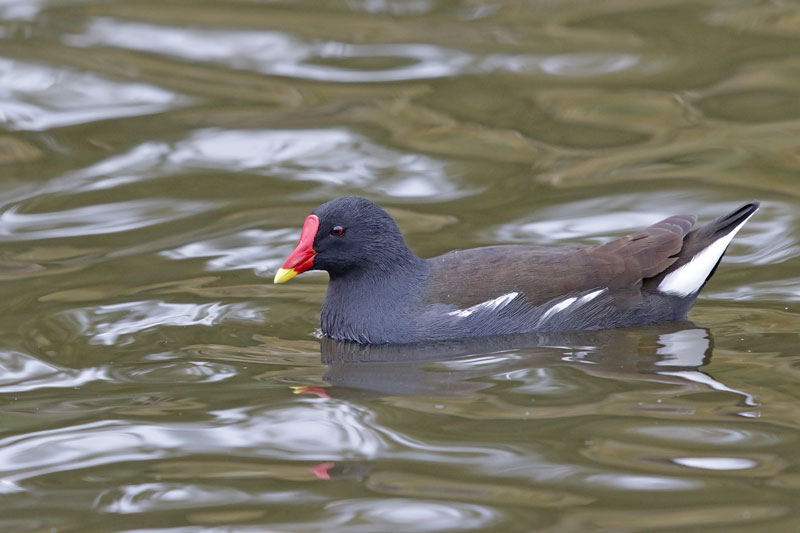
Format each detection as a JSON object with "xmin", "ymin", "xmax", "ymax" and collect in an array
[{"xmin": 322, "ymin": 249, "xmax": 429, "ymax": 344}]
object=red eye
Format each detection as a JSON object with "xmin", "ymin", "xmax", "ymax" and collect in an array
[{"xmin": 330, "ymin": 225, "xmax": 345, "ymax": 237}]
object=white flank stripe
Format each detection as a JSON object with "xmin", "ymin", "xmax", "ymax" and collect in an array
[
  {"xmin": 537, "ymin": 296, "xmax": 577, "ymax": 325},
  {"xmin": 577, "ymin": 288, "xmax": 606, "ymax": 305},
  {"xmin": 537, "ymin": 288, "xmax": 607, "ymax": 326},
  {"xmin": 447, "ymin": 291, "xmax": 519, "ymax": 318},
  {"xmin": 658, "ymin": 216, "xmax": 752, "ymax": 296}
]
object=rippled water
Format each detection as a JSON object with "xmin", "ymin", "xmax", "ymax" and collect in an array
[{"xmin": 2, "ymin": 0, "xmax": 800, "ymax": 531}]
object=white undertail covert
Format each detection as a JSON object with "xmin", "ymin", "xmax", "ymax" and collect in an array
[{"xmin": 658, "ymin": 214, "xmax": 755, "ymax": 297}]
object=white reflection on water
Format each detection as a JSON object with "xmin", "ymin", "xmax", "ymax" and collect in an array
[
  {"xmin": 492, "ymin": 193, "xmax": 683, "ymax": 244},
  {"xmin": 481, "ymin": 52, "xmax": 642, "ymax": 76},
  {"xmin": 633, "ymin": 426, "xmax": 784, "ymax": 447},
  {"xmin": 711, "ymin": 277, "xmax": 800, "ymax": 302},
  {"xmin": 161, "ymin": 228, "xmax": 296, "ymax": 274},
  {"xmin": 283, "ymin": 42, "xmax": 472, "ymax": 82},
  {"xmin": 540, "ymin": 53, "xmax": 640, "ymax": 76},
  {"xmin": 100, "ymin": 488, "xmax": 494, "ymax": 532},
  {"xmin": 321, "ymin": 499, "xmax": 496, "ymax": 532},
  {"xmin": 672, "ymin": 457, "xmax": 758, "ymax": 471},
  {"xmin": 655, "ymin": 329, "xmax": 708, "ymax": 368},
  {"xmin": 0, "ymin": 0, "xmax": 43, "ymax": 20},
  {"xmin": 0, "ymin": 58, "xmax": 185, "ymax": 131},
  {"xmin": 659, "ymin": 369, "xmax": 758, "ymax": 407},
  {"xmin": 0, "ymin": 402, "xmax": 387, "ymax": 486},
  {"xmin": 0, "ymin": 350, "xmax": 108, "ymax": 393},
  {"xmin": 171, "ymin": 128, "xmax": 461, "ymax": 198},
  {"xmin": 66, "ymin": 17, "xmax": 644, "ymax": 83},
  {"xmin": 97, "ymin": 482, "xmax": 315, "ymax": 513},
  {"xmin": 0, "ymin": 0, "xmax": 42, "ymax": 20},
  {"xmin": 0, "ymin": 421, "xmax": 161, "ymax": 493},
  {"xmin": 58, "ymin": 301, "xmax": 264, "ymax": 345},
  {"xmin": 0, "ymin": 199, "xmax": 216, "ymax": 241},
  {"xmin": 492, "ymin": 194, "xmax": 777, "ymax": 259},
  {"xmin": 57, "ymin": 142, "xmax": 172, "ymax": 192},
  {"xmin": 346, "ymin": 0, "xmax": 437, "ymax": 16},
  {"xmin": 110, "ymin": 360, "xmax": 238, "ymax": 385},
  {"xmin": 655, "ymin": 330, "xmax": 758, "ymax": 407},
  {"xmin": 725, "ymin": 202, "xmax": 798, "ymax": 266},
  {"xmin": 55, "ymin": 127, "xmax": 463, "ymax": 200},
  {"xmin": 584, "ymin": 474, "xmax": 700, "ymax": 491},
  {"xmin": 0, "ymin": 143, "xmax": 172, "ymax": 212},
  {"xmin": 65, "ymin": 20, "xmax": 309, "ymax": 72},
  {"xmin": 498, "ymin": 210, "xmax": 660, "ymax": 244},
  {"xmin": 66, "ymin": 18, "xmax": 471, "ymax": 82}
]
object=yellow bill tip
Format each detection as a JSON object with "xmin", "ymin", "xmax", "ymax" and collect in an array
[{"xmin": 274, "ymin": 267, "xmax": 298, "ymax": 284}]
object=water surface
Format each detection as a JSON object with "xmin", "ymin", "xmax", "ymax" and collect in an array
[{"xmin": 1, "ymin": 0, "xmax": 800, "ymax": 531}]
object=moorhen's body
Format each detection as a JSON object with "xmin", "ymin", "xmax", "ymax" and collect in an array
[{"xmin": 274, "ymin": 197, "xmax": 759, "ymax": 344}]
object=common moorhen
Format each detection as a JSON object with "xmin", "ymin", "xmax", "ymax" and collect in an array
[{"xmin": 274, "ymin": 197, "xmax": 759, "ymax": 344}]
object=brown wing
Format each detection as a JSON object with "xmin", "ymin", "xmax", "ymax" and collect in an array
[
  {"xmin": 423, "ymin": 214, "xmax": 697, "ymax": 308},
  {"xmin": 585, "ymin": 213, "xmax": 697, "ymax": 284}
]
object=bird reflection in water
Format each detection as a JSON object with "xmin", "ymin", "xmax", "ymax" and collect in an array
[
  {"xmin": 295, "ymin": 322, "xmax": 759, "ymax": 483},
  {"xmin": 314, "ymin": 322, "xmax": 756, "ymax": 406}
]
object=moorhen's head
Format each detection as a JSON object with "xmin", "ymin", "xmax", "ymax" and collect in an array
[{"xmin": 274, "ymin": 197, "xmax": 415, "ymax": 283}]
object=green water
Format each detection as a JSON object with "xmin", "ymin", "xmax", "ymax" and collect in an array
[{"xmin": 1, "ymin": 0, "xmax": 800, "ymax": 531}]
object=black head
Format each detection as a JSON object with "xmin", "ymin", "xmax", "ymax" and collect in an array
[
  {"xmin": 274, "ymin": 197, "xmax": 416, "ymax": 283},
  {"xmin": 312, "ymin": 196, "xmax": 415, "ymax": 276}
]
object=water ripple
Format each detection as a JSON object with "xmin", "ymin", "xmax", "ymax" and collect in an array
[
  {"xmin": 365, "ymin": 470, "xmax": 592, "ymax": 507},
  {"xmin": 583, "ymin": 473, "xmax": 699, "ymax": 491},
  {"xmin": 50, "ymin": 128, "xmax": 464, "ymax": 200},
  {"xmin": 632, "ymin": 425, "xmax": 789, "ymax": 447},
  {"xmin": 95, "ymin": 483, "xmax": 316, "ymax": 513},
  {"xmin": 67, "ymin": 18, "xmax": 472, "ymax": 82},
  {"xmin": 320, "ymin": 498, "xmax": 497, "ymax": 532},
  {"xmin": 0, "ymin": 0, "xmax": 45, "ymax": 20},
  {"xmin": 66, "ymin": 17, "xmax": 646, "ymax": 84},
  {"xmin": 170, "ymin": 128, "xmax": 462, "ymax": 199},
  {"xmin": 492, "ymin": 194, "xmax": 783, "ymax": 266},
  {"xmin": 492, "ymin": 193, "xmax": 694, "ymax": 245},
  {"xmin": 1, "ymin": 2, "xmax": 798, "ymax": 531},
  {"xmin": 161, "ymin": 229, "xmax": 296, "ymax": 275},
  {"xmin": 0, "ymin": 402, "xmax": 389, "ymax": 486},
  {"xmin": 0, "ymin": 421, "xmax": 161, "ymax": 493},
  {"xmin": 672, "ymin": 457, "xmax": 759, "ymax": 471},
  {"xmin": 0, "ymin": 58, "xmax": 185, "ymax": 131},
  {"xmin": 710, "ymin": 277, "xmax": 800, "ymax": 302},
  {"xmin": 0, "ymin": 350, "xmax": 108, "ymax": 393},
  {"xmin": 481, "ymin": 52, "xmax": 643, "ymax": 76},
  {"xmin": 51, "ymin": 301, "xmax": 264, "ymax": 346},
  {"xmin": 108, "ymin": 361, "xmax": 237, "ymax": 385},
  {"xmin": 0, "ymin": 200, "xmax": 217, "ymax": 242}
]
